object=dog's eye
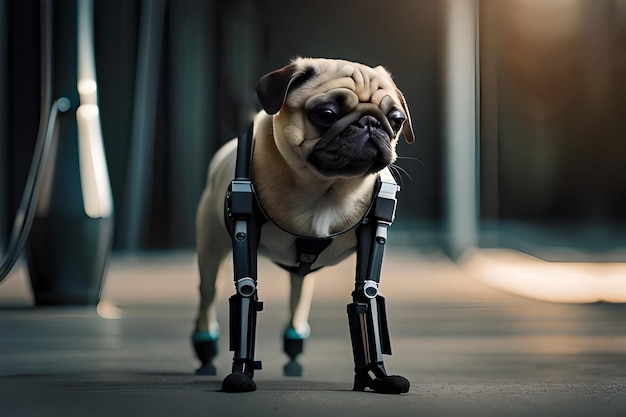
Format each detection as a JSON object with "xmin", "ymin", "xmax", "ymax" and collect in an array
[
  {"xmin": 387, "ymin": 109, "xmax": 406, "ymax": 133},
  {"xmin": 309, "ymin": 103, "xmax": 340, "ymax": 127}
]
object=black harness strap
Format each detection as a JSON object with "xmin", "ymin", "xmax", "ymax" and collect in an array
[
  {"xmin": 294, "ymin": 237, "xmax": 333, "ymax": 275},
  {"xmin": 235, "ymin": 123, "xmax": 254, "ymax": 180}
]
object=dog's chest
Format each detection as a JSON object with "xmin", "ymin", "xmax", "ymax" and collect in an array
[{"xmin": 258, "ymin": 222, "xmax": 357, "ymax": 271}]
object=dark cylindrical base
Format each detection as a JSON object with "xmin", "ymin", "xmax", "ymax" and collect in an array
[{"xmin": 27, "ymin": 214, "xmax": 113, "ymax": 306}]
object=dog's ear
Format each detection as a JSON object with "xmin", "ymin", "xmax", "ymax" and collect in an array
[
  {"xmin": 396, "ymin": 89, "xmax": 415, "ymax": 144},
  {"xmin": 256, "ymin": 64, "xmax": 315, "ymax": 115}
]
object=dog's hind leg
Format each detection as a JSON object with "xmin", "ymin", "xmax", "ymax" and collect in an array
[
  {"xmin": 283, "ymin": 272, "xmax": 315, "ymax": 376},
  {"xmin": 193, "ymin": 139, "xmax": 239, "ymax": 376},
  {"xmin": 192, "ymin": 229, "xmax": 229, "ymax": 375}
]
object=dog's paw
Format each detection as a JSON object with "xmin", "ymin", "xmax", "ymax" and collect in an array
[{"xmin": 222, "ymin": 373, "xmax": 257, "ymax": 393}]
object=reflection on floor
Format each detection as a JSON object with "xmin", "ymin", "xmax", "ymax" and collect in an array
[{"xmin": 462, "ymin": 248, "xmax": 626, "ymax": 303}]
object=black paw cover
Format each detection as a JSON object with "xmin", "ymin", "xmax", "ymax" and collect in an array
[
  {"xmin": 371, "ymin": 375, "xmax": 410, "ymax": 394},
  {"xmin": 221, "ymin": 373, "xmax": 257, "ymax": 393}
]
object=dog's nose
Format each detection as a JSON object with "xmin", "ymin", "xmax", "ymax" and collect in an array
[{"xmin": 356, "ymin": 115, "xmax": 381, "ymax": 130}]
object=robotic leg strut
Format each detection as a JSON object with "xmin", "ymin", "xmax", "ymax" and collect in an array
[
  {"xmin": 222, "ymin": 179, "xmax": 263, "ymax": 393},
  {"xmin": 346, "ymin": 215, "xmax": 410, "ymax": 394}
]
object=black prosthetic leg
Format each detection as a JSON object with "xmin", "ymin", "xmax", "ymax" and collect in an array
[
  {"xmin": 347, "ymin": 169, "xmax": 410, "ymax": 394},
  {"xmin": 222, "ymin": 126, "xmax": 264, "ymax": 393}
]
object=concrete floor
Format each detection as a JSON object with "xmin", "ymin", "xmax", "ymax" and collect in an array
[{"xmin": 1, "ymin": 250, "xmax": 626, "ymax": 416}]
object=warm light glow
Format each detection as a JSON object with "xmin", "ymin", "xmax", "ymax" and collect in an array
[
  {"xmin": 461, "ymin": 249, "xmax": 626, "ymax": 303},
  {"xmin": 508, "ymin": 0, "xmax": 581, "ymax": 43}
]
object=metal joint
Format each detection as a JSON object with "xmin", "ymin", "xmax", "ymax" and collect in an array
[
  {"xmin": 375, "ymin": 225, "xmax": 388, "ymax": 243},
  {"xmin": 229, "ymin": 180, "xmax": 254, "ymax": 218},
  {"xmin": 236, "ymin": 277, "xmax": 256, "ymax": 297},
  {"xmin": 363, "ymin": 280, "xmax": 379, "ymax": 299},
  {"xmin": 374, "ymin": 168, "xmax": 399, "ymax": 225}
]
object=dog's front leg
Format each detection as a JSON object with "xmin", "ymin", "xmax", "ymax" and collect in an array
[{"xmin": 283, "ymin": 272, "xmax": 315, "ymax": 376}]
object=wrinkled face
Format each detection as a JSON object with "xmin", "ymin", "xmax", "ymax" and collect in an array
[{"xmin": 258, "ymin": 59, "xmax": 414, "ymax": 179}]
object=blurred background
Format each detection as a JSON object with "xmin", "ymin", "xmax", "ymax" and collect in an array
[{"xmin": 1, "ymin": 0, "xmax": 625, "ymax": 302}]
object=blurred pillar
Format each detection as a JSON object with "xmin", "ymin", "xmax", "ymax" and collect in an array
[
  {"xmin": 118, "ymin": 0, "xmax": 166, "ymax": 250},
  {"xmin": 167, "ymin": 0, "xmax": 217, "ymax": 247},
  {"xmin": 442, "ymin": 0, "xmax": 479, "ymax": 259}
]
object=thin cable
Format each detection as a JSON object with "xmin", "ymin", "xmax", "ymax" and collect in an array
[
  {"xmin": 0, "ymin": 99, "xmax": 68, "ymax": 283},
  {"xmin": 0, "ymin": 0, "xmax": 58, "ymax": 283}
]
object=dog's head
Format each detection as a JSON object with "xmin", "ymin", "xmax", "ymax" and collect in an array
[{"xmin": 256, "ymin": 58, "xmax": 414, "ymax": 179}]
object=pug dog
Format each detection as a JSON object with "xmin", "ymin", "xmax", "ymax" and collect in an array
[{"xmin": 193, "ymin": 57, "xmax": 414, "ymax": 392}]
